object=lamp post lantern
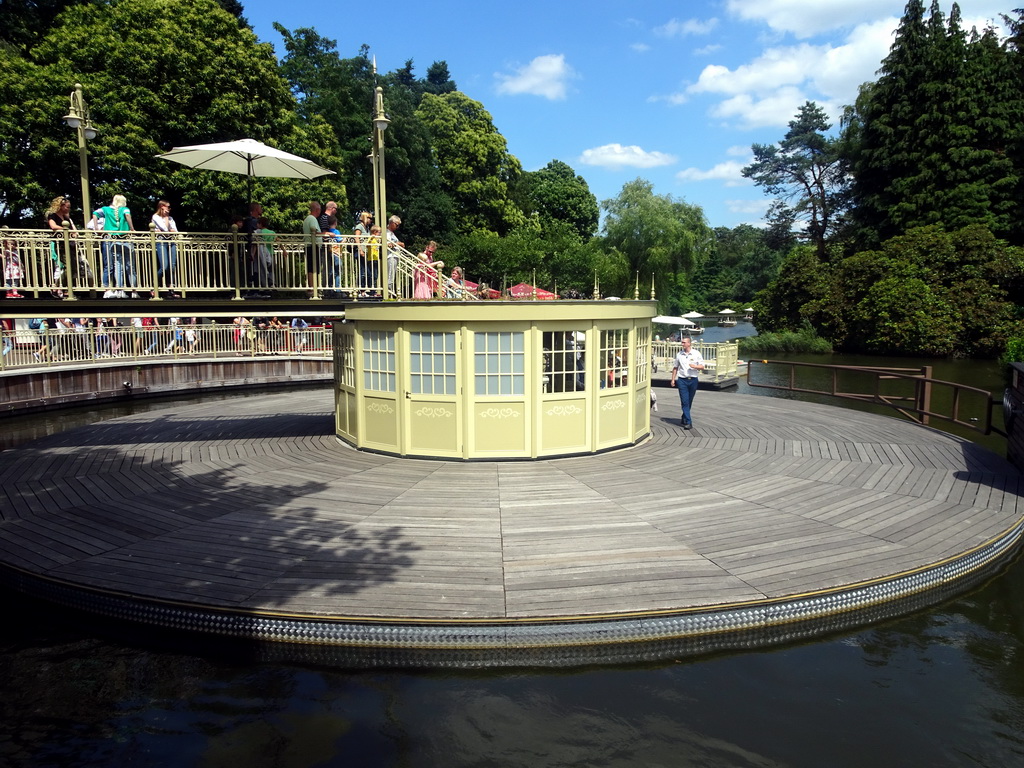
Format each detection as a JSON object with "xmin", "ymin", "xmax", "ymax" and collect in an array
[{"xmin": 62, "ymin": 82, "xmax": 98, "ymax": 220}]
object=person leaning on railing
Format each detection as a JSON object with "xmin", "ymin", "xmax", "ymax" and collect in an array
[
  {"xmin": 302, "ymin": 201, "xmax": 322, "ymax": 298},
  {"xmin": 386, "ymin": 215, "xmax": 403, "ymax": 298},
  {"xmin": 151, "ymin": 199, "xmax": 179, "ymax": 298},
  {"xmin": 92, "ymin": 194, "xmax": 138, "ymax": 298},
  {"xmin": 413, "ymin": 241, "xmax": 443, "ymax": 299},
  {"xmin": 45, "ymin": 196, "xmax": 77, "ymax": 298}
]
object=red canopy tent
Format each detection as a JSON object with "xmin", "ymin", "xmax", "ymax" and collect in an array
[{"xmin": 509, "ymin": 282, "xmax": 558, "ymax": 300}]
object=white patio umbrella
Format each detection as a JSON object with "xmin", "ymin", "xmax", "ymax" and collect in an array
[
  {"xmin": 652, "ymin": 315, "xmax": 696, "ymax": 326},
  {"xmin": 719, "ymin": 308, "xmax": 737, "ymax": 314},
  {"xmin": 682, "ymin": 311, "xmax": 704, "ymax": 319},
  {"xmin": 156, "ymin": 138, "xmax": 336, "ymax": 200}
]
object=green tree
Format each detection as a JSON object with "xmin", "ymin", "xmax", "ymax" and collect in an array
[
  {"xmin": 845, "ymin": 1, "xmax": 1022, "ymax": 246},
  {"xmin": 743, "ymin": 101, "xmax": 847, "ymax": 258},
  {"xmin": 0, "ymin": 0, "xmax": 90, "ymax": 53},
  {"xmin": 835, "ymin": 225, "xmax": 1021, "ymax": 356},
  {"xmin": 275, "ymin": 27, "xmax": 372, "ymax": 216},
  {"xmin": 424, "ymin": 61, "xmax": 457, "ymax": 95},
  {"xmin": 518, "ymin": 160, "xmax": 599, "ymax": 241},
  {"xmin": 599, "ymin": 179, "xmax": 711, "ymax": 304},
  {"xmin": 1, "ymin": 0, "xmax": 340, "ymax": 231},
  {"xmin": 416, "ymin": 91, "xmax": 525, "ymax": 236},
  {"xmin": 712, "ymin": 224, "xmax": 784, "ymax": 303},
  {"xmin": 753, "ymin": 246, "xmax": 834, "ymax": 335}
]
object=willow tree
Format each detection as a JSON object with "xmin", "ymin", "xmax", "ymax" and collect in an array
[{"xmin": 600, "ymin": 179, "xmax": 711, "ymax": 305}]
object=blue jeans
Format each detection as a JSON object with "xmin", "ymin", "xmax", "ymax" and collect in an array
[
  {"xmin": 110, "ymin": 240, "xmax": 136, "ymax": 288},
  {"xmin": 329, "ymin": 252, "xmax": 343, "ymax": 288},
  {"xmin": 361, "ymin": 260, "xmax": 379, "ymax": 291},
  {"xmin": 675, "ymin": 376, "xmax": 698, "ymax": 425},
  {"xmin": 156, "ymin": 241, "xmax": 178, "ymax": 288}
]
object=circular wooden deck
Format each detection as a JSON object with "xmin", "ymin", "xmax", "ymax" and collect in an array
[{"xmin": 1, "ymin": 389, "xmax": 1021, "ymax": 664}]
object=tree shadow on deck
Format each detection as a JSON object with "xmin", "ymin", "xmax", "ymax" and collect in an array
[{"xmin": 0, "ymin": 430, "xmax": 426, "ymax": 615}]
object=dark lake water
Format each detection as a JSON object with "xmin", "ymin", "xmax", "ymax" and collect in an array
[{"xmin": 3, "ymin": 337, "xmax": 1024, "ymax": 767}]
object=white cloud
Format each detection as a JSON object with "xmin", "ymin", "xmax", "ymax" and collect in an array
[
  {"xmin": 710, "ymin": 87, "xmax": 818, "ymax": 129},
  {"xmin": 631, "ymin": 42, "xmax": 652, "ymax": 53},
  {"xmin": 676, "ymin": 161, "xmax": 751, "ymax": 187},
  {"xmin": 656, "ymin": 17, "xmax": 719, "ymax": 37},
  {"xmin": 725, "ymin": 0, "xmax": 1006, "ymax": 39},
  {"xmin": 726, "ymin": 198, "xmax": 772, "ymax": 216},
  {"xmin": 495, "ymin": 54, "xmax": 575, "ymax": 100},
  {"xmin": 725, "ymin": 0, "xmax": 898, "ymax": 38},
  {"xmin": 680, "ymin": 23, "xmax": 895, "ymax": 128},
  {"xmin": 578, "ymin": 144, "xmax": 677, "ymax": 169},
  {"xmin": 694, "ymin": 43, "xmax": 723, "ymax": 56},
  {"xmin": 726, "ymin": 145, "xmax": 753, "ymax": 157}
]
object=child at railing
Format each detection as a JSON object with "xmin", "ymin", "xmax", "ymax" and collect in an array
[
  {"xmin": 414, "ymin": 241, "xmax": 443, "ymax": 299},
  {"xmin": 365, "ymin": 225, "xmax": 383, "ymax": 297},
  {"xmin": 2, "ymin": 236, "xmax": 23, "ymax": 298},
  {"xmin": 325, "ymin": 215, "xmax": 343, "ymax": 293}
]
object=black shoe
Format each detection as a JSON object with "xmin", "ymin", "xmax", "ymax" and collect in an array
[{"xmin": 683, "ymin": 420, "xmax": 692, "ymax": 430}]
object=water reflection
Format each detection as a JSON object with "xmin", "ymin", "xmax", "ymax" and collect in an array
[{"xmin": 3, "ymin": 560, "xmax": 1024, "ymax": 767}]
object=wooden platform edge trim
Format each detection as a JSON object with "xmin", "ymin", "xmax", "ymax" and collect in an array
[{"xmin": 2, "ymin": 516, "xmax": 1021, "ymax": 661}]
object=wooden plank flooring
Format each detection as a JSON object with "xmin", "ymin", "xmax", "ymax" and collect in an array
[{"xmin": 1, "ymin": 388, "xmax": 1021, "ymax": 622}]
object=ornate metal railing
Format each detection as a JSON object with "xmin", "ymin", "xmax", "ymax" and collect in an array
[
  {"xmin": 1, "ymin": 226, "xmax": 479, "ymax": 301},
  {"xmin": 747, "ymin": 359, "xmax": 1001, "ymax": 436},
  {"xmin": 1, "ymin": 321, "xmax": 332, "ymax": 370}
]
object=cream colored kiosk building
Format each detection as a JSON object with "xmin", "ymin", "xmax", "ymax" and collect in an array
[{"xmin": 334, "ymin": 300, "xmax": 658, "ymax": 459}]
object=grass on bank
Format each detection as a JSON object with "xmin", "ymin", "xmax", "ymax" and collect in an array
[{"xmin": 739, "ymin": 327, "xmax": 833, "ymax": 355}]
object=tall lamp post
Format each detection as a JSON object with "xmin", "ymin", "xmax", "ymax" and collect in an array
[
  {"xmin": 370, "ymin": 85, "xmax": 390, "ymax": 233},
  {"xmin": 62, "ymin": 82, "xmax": 98, "ymax": 220}
]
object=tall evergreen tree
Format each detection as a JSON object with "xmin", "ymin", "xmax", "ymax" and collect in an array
[
  {"xmin": 743, "ymin": 101, "xmax": 847, "ymax": 258},
  {"xmin": 845, "ymin": 0, "xmax": 931, "ymax": 246},
  {"xmin": 1001, "ymin": 8, "xmax": 1024, "ymax": 244},
  {"xmin": 845, "ymin": 1, "xmax": 1022, "ymax": 246}
]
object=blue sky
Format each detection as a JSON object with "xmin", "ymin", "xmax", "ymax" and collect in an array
[{"xmin": 242, "ymin": 0, "xmax": 1008, "ymax": 230}]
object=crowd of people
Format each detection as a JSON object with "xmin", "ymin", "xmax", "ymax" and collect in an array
[
  {"xmin": 1, "ymin": 315, "xmax": 324, "ymax": 364},
  {"xmin": 0, "ymin": 191, "xmax": 519, "ymax": 311}
]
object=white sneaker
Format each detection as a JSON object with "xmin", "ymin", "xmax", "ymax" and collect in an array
[{"xmin": 103, "ymin": 290, "xmax": 116, "ymax": 298}]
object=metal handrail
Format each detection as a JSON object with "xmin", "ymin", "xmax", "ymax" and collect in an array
[
  {"xmin": 0, "ymin": 321, "xmax": 333, "ymax": 370},
  {"xmin": 747, "ymin": 359, "xmax": 1001, "ymax": 435},
  {"xmin": 0, "ymin": 226, "xmax": 479, "ymax": 301}
]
